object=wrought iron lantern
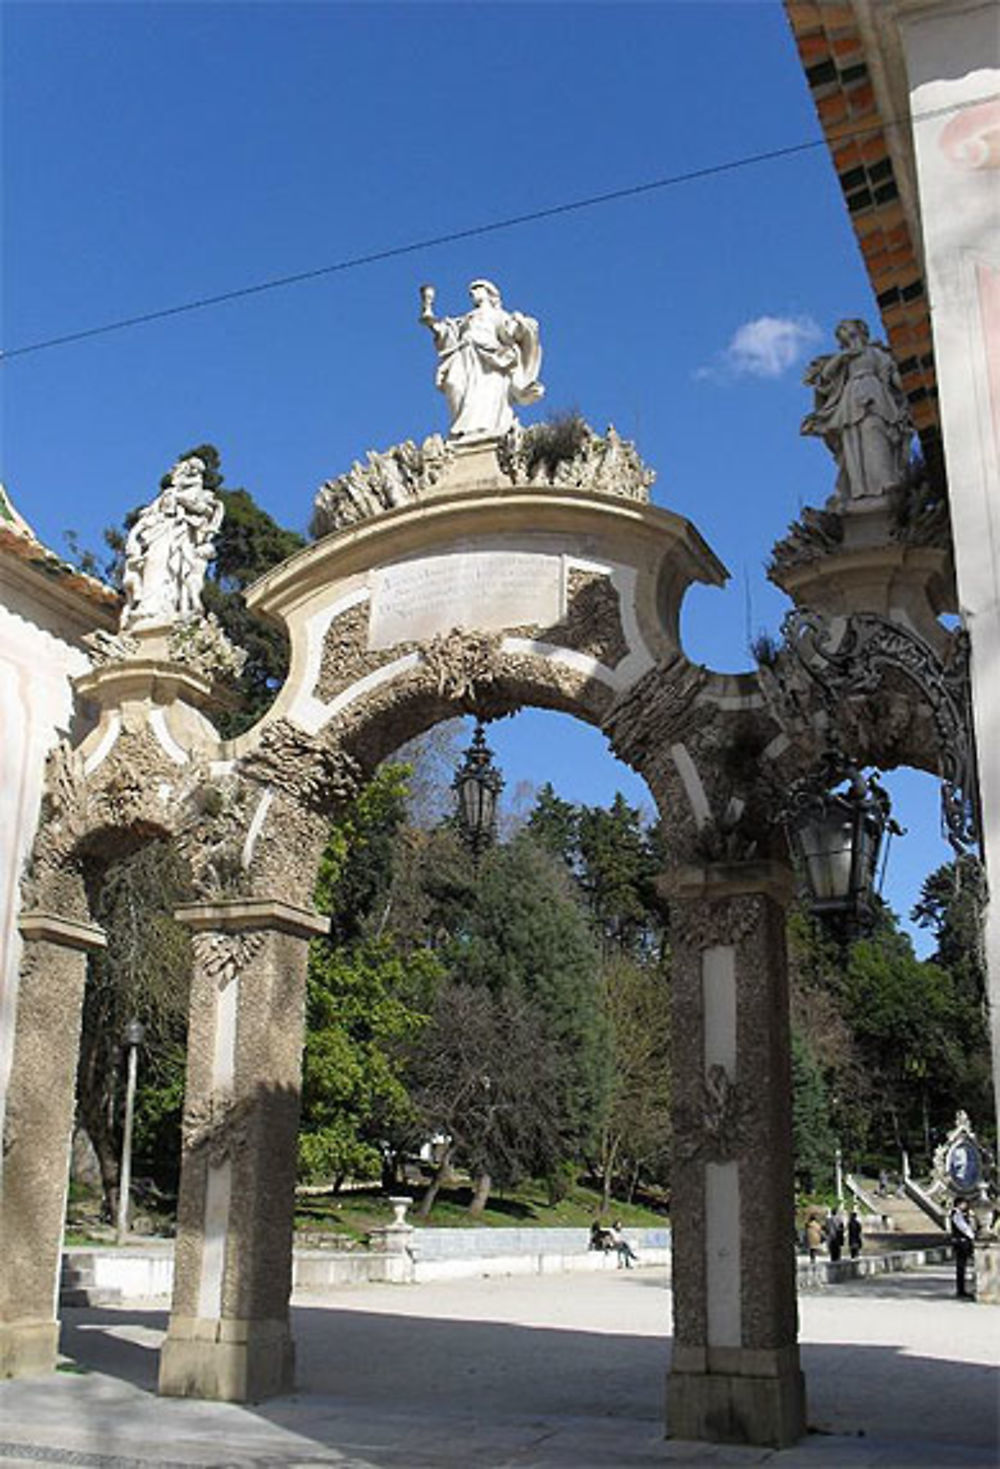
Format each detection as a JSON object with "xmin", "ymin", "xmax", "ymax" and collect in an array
[
  {"xmin": 453, "ymin": 721, "xmax": 503, "ymax": 863},
  {"xmin": 784, "ymin": 765, "xmax": 896, "ymax": 936}
]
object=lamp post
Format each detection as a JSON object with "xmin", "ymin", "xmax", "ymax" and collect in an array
[
  {"xmin": 453, "ymin": 720, "xmax": 504, "ymax": 865},
  {"xmin": 784, "ymin": 764, "xmax": 898, "ymax": 940},
  {"xmin": 116, "ymin": 1017, "xmax": 145, "ymax": 1245}
]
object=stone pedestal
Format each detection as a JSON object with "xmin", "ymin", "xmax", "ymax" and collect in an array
[
  {"xmin": 974, "ymin": 1240, "xmax": 1000, "ymax": 1305},
  {"xmin": 666, "ymin": 862, "xmax": 805, "ymax": 1448},
  {"xmin": 158, "ymin": 898, "xmax": 326, "ymax": 1403},
  {"xmin": 0, "ymin": 913, "xmax": 106, "ymax": 1379},
  {"xmin": 369, "ymin": 1197, "xmax": 416, "ymax": 1283}
]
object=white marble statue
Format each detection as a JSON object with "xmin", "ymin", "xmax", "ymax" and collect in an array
[
  {"xmin": 121, "ymin": 456, "xmax": 224, "ymax": 630},
  {"xmin": 801, "ymin": 319, "xmax": 914, "ymax": 505},
  {"xmin": 419, "ymin": 279, "xmax": 544, "ymax": 439}
]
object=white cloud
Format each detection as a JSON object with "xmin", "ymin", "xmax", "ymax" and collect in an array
[{"xmin": 698, "ymin": 315, "xmax": 822, "ymax": 383}]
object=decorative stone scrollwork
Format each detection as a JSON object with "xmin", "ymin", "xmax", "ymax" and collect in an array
[
  {"xmin": 241, "ymin": 718, "xmax": 363, "ymax": 814},
  {"xmin": 760, "ymin": 609, "xmax": 979, "ymax": 853},
  {"xmin": 192, "ymin": 929, "xmax": 265, "ymax": 990},
  {"xmin": 311, "ymin": 436, "xmax": 454, "ymax": 537},
  {"xmin": 181, "ymin": 1094, "xmax": 253, "ymax": 1165},
  {"xmin": 674, "ymin": 1065, "xmax": 757, "ymax": 1164},
  {"xmin": 422, "ymin": 629, "xmax": 505, "ymax": 705}
]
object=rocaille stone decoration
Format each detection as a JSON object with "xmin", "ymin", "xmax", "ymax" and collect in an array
[
  {"xmin": 311, "ymin": 436, "xmax": 455, "ymax": 536},
  {"xmin": 310, "ymin": 421, "xmax": 654, "ymax": 539},
  {"xmin": 603, "ymin": 655, "xmax": 711, "ymax": 769},
  {"xmin": 496, "ymin": 421, "xmax": 655, "ymax": 500},
  {"xmin": 315, "ymin": 570, "xmax": 629, "ymax": 710},
  {"xmin": 240, "ymin": 719, "xmax": 363, "ymax": 814}
]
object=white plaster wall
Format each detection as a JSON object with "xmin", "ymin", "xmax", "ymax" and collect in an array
[
  {"xmin": 0, "ymin": 592, "xmax": 92, "ymax": 1160},
  {"xmin": 899, "ymin": 1, "xmax": 1000, "ymax": 1125}
]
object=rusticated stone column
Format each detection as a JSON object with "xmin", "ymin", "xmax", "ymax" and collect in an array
[
  {"xmin": 666, "ymin": 861, "xmax": 805, "ymax": 1448},
  {"xmin": 159, "ymin": 898, "xmax": 327, "ymax": 1403},
  {"xmin": 0, "ymin": 912, "xmax": 106, "ymax": 1379}
]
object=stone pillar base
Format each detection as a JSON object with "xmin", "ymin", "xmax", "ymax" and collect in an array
[
  {"xmin": 158, "ymin": 1317, "xmax": 294, "ymax": 1402},
  {"xmin": 0, "ymin": 1320, "xmax": 59, "ymax": 1379},
  {"xmin": 975, "ymin": 1241, "xmax": 1000, "ymax": 1304},
  {"xmin": 668, "ymin": 1349, "xmax": 806, "ymax": 1448}
]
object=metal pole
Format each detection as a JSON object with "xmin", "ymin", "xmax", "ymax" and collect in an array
[
  {"xmin": 835, "ymin": 1144, "xmax": 844, "ymax": 1209},
  {"xmin": 116, "ymin": 1040, "xmax": 139, "ymax": 1245}
]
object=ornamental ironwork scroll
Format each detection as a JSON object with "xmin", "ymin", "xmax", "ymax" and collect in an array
[{"xmin": 773, "ymin": 610, "xmax": 979, "ymax": 855}]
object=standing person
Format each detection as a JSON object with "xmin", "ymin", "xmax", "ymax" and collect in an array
[
  {"xmin": 950, "ymin": 1198, "xmax": 977, "ymax": 1298},
  {"xmin": 826, "ymin": 1208, "xmax": 845, "ymax": 1263},
  {"xmin": 805, "ymin": 1215, "xmax": 823, "ymax": 1262},
  {"xmin": 847, "ymin": 1210, "xmax": 863, "ymax": 1259}
]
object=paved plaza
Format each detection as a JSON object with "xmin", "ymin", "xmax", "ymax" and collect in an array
[{"xmin": 0, "ymin": 1264, "xmax": 996, "ymax": 1468}]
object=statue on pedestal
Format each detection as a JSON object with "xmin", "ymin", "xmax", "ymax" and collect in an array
[
  {"xmin": 419, "ymin": 278, "xmax": 544, "ymax": 440},
  {"xmin": 801, "ymin": 319, "xmax": 913, "ymax": 506},
  {"xmin": 121, "ymin": 456, "xmax": 224, "ymax": 630}
]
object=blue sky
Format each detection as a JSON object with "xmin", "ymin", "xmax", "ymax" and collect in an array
[{"xmin": 2, "ymin": 0, "xmax": 952, "ymax": 949}]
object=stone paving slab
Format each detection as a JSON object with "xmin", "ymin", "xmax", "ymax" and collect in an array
[{"xmin": 0, "ymin": 1265, "xmax": 995, "ymax": 1468}]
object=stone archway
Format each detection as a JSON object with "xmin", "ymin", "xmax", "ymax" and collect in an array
[{"xmin": 1, "ymin": 426, "xmax": 977, "ymax": 1448}]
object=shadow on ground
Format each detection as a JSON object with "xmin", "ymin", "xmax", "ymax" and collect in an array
[{"xmin": 55, "ymin": 1287, "xmax": 999, "ymax": 1465}]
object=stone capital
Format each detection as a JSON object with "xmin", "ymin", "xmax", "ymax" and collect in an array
[
  {"xmin": 17, "ymin": 911, "xmax": 107, "ymax": 952},
  {"xmin": 664, "ymin": 860, "xmax": 796, "ymax": 907},
  {"xmin": 174, "ymin": 897, "xmax": 328, "ymax": 940}
]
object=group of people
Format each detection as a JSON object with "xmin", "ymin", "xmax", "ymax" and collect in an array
[
  {"xmin": 590, "ymin": 1220, "xmax": 638, "ymax": 1269},
  {"xmin": 805, "ymin": 1207, "xmax": 864, "ymax": 1263}
]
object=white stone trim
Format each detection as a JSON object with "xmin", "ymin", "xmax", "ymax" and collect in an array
[
  {"xmin": 197, "ymin": 1159, "xmax": 232, "ymax": 1321},
  {"xmin": 83, "ymin": 712, "xmax": 121, "ymax": 775},
  {"xmin": 287, "ymin": 587, "xmax": 370, "ymax": 727},
  {"xmin": 670, "ymin": 742, "xmax": 712, "ymax": 828},
  {"xmin": 297, "ymin": 652, "xmax": 421, "ymax": 737},
  {"xmin": 705, "ymin": 1160, "xmax": 742, "ymax": 1348},
  {"xmin": 242, "ymin": 790, "xmax": 274, "ymax": 871},
  {"xmin": 148, "ymin": 708, "xmax": 188, "ymax": 766},
  {"xmin": 702, "ymin": 945, "xmax": 737, "ymax": 1078}
]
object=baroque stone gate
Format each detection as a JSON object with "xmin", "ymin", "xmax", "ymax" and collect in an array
[{"xmin": 0, "ymin": 323, "xmax": 976, "ymax": 1447}]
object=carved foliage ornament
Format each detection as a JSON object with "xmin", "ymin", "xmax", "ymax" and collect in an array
[
  {"xmin": 181, "ymin": 1094, "xmax": 253, "ymax": 1166},
  {"xmin": 669, "ymin": 894, "xmax": 763, "ymax": 953},
  {"xmin": 675, "ymin": 1065, "xmax": 757, "ymax": 1165},
  {"xmin": 192, "ymin": 929, "xmax": 265, "ymax": 990}
]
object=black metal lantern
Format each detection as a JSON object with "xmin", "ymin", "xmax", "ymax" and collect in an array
[
  {"xmin": 785, "ymin": 766, "xmax": 895, "ymax": 936},
  {"xmin": 453, "ymin": 721, "xmax": 503, "ymax": 863}
]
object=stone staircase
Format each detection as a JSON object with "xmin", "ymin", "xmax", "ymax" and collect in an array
[{"xmin": 847, "ymin": 1173, "xmax": 948, "ymax": 1246}]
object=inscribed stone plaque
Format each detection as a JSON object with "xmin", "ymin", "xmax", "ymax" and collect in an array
[{"xmin": 368, "ymin": 550, "xmax": 563, "ymax": 650}]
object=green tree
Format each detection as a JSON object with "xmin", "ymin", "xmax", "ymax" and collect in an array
[
  {"xmin": 841, "ymin": 912, "xmax": 979, "ymax": 1161},
  {"xmin": 790, "ymin": 1030, "xmax": 836, "ymax": 1194},
  {"xmin": 406, "ymin": 833, "xmax": 612, "ymax": 1215},
  {"xmin": 77, "ymin": 839, "xmax": 193, "ymax": 1217},
  {"xmin": 299, "ymin": 764, "xmax": 442, "ymax": 1188},
  {"xmin": 596, "ymin": 954, "xmax": 672, "ymax": 1207}
]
